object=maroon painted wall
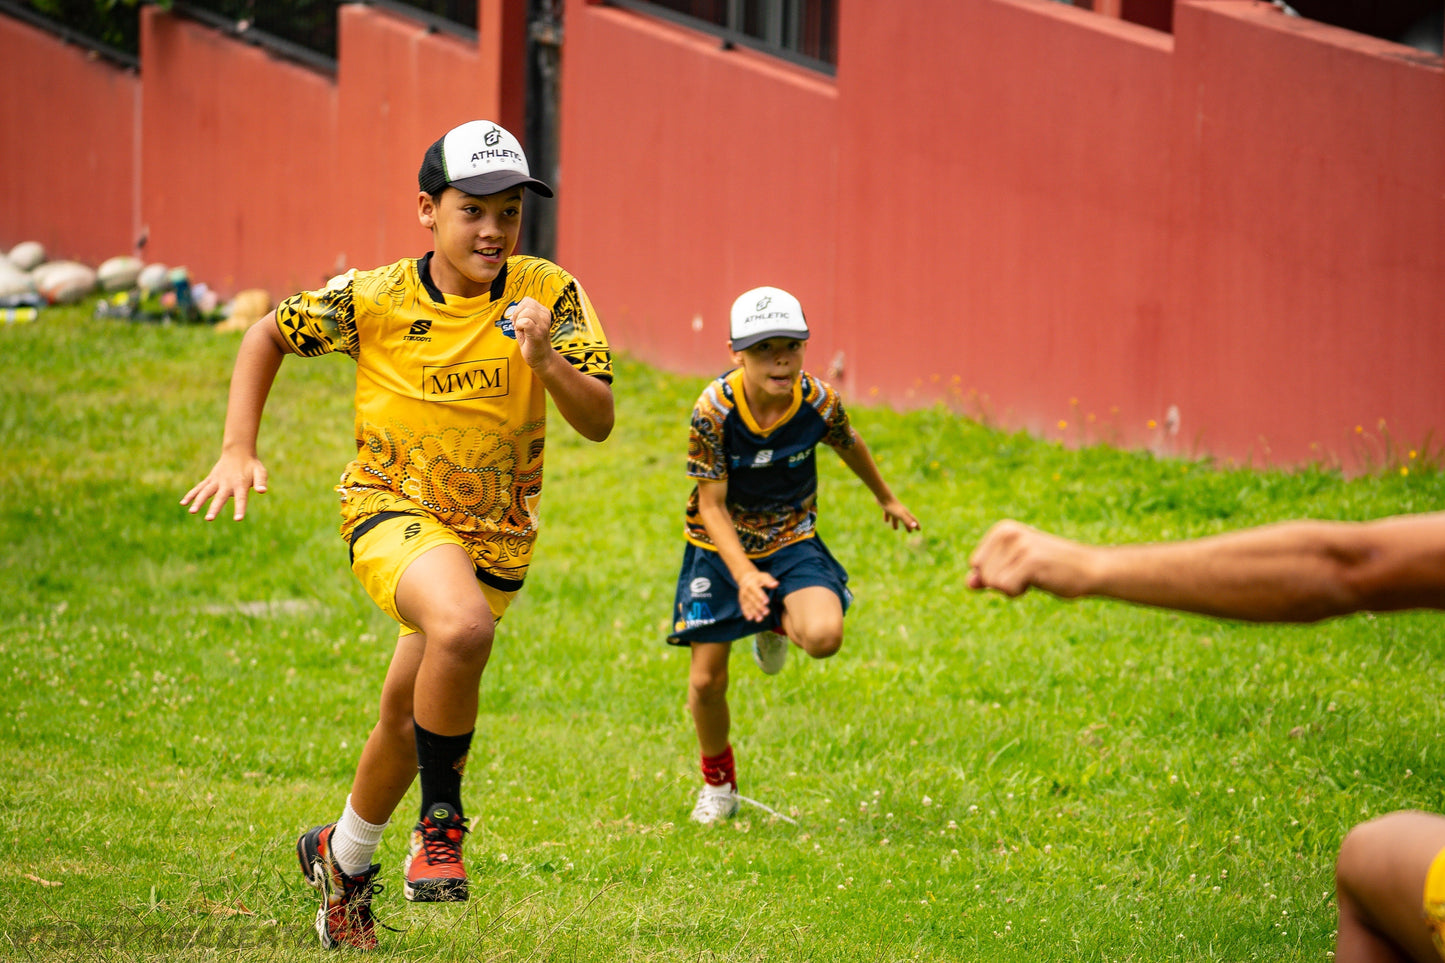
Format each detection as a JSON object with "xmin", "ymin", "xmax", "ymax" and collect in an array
[
  {"xmin": 138, "ymin": 4, "xmax": 521, "ymax": 298},
  {"xmin": 0, "ymin": 16, "xmax": 138, "ymax": 266},
  {"xmin": 333, "ymin": 4, "xmax": 503, "ymax": 278},
  {"xmin": 138, "ymin": 9, "xmax": 339, "ymax": 296},
  {"xmin": 556, "ymin": 5, "xmax": 841, "ymax": 376},
  {"xmin": 1163, "ymin": 2, "xmax": 1445, "ymax": 466},
  {"xmin": 834, "ymin": 0, "xmax": 1174, "ymax": 446},
  {"xmin": 2, "ymin": 0, "xmax": 1441, "ymax": 469},
  {"xmin": 556, "ymin": 0, "xmax": 1445, "ymax": 469},
  {"xmin": 0, "ymin": 2, "xmax": 524, "ymax": 301}
]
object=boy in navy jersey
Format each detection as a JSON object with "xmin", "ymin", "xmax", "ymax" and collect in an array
[{"xmin": 667, "ymin": 286, "xmax": 919, "ymax": 823}]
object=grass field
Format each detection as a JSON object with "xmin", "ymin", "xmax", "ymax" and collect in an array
[{"xmin": 3, "ymin": 305, "xmax": 1444, "ymax": 961}]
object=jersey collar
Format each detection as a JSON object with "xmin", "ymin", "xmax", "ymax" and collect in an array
[
  {"xmin": 417, "ymin": 252, "xmax": 510, "ymax": 305},
  {"xmin": 727, "ymin": 367, "xmax": 802, "ymax": 437}
]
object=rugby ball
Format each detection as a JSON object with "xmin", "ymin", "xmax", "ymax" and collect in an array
[
  {"xmin": 97, "ymin": 255, "xmax": 144, "ymax": 292},
  {"xmin": 0, "ymin": 256, "xmax": 35, "ymax": 301},
  {"xmin": 8, "ymin": 241, "xmax": 45, "ymax": 271},
  {"xmin": 215, "ymin": 288, "xmax": 272, "ymax": 332},
  {"xmin": 137, "ymin": 262, "xmax": 170, "ymax": 294},
  {"xmin": 32, "ymin": 260, "xmax": 98, "ymax": 305}
]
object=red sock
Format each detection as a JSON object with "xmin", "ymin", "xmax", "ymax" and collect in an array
[{"xmin": 701, "ymin": 745, "xmax": 736, "ymax": 790}]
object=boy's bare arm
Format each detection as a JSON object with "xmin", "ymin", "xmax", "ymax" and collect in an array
[
  {"xmin": 834, "ymin": 431, "xmax": 920, "ymax": 532},
  {"xmin": 695, "ymin": 479, "xmax": 777, "ymax": 622},
  {"xmin": 966, "ymin": 513, "xmax": 1445, "ymax": 622},
  {"xmin": 180, "ymin": 314, "xmax": 290, "ymax": 521},
  {"xmin": 509, "ymin": 296, "xmax": 614, "ymax": 442}
]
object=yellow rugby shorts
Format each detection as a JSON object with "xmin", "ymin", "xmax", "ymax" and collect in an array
[{"xmin": 349, "ymin": 512, "xmax": 518, "ymax": 637}]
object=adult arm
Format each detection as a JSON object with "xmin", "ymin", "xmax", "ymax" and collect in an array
[
  {"xmin": 966, "ymin": 513, "xmax": 1445, "ymax": 622},
  {"xmin": 180, "ymin": 314, "xmax": 290, "ymax": 520}
]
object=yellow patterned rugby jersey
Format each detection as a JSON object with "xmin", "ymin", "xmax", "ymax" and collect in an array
[
  {"xmin": 274, "ymin": 253, "xmax": 612, "ymax": 583},
  {"xmin": 684, "ymin": 368, "xmax": 855, "ymax": 558}
]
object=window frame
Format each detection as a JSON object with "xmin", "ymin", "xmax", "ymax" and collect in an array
[{"xmin": 606, "ymin": 0, "xmax": 837, "ymax": 75}]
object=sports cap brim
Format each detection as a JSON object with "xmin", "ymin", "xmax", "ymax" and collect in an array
[
  {"xmin": 730, "ymin": 328, "xmax": 810, "ymax": 351},
  {"xmin": 450, "ymin": 170, "xmax": 554, "ymax": 199}
]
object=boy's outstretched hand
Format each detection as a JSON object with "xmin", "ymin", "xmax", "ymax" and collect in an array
[
  {"xmin": 181, "ymin": 452, "xmax": 269, "ymax": 521},
  {"xmin": 881, "ymin": 498, "xmax": 919, "ymax": 532}
]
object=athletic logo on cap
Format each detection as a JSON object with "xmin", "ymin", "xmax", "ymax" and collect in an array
[
  {"xmin": 729, "ymin": 285, "xmax": 809, "ymax": 350},
  {"xmin": 484, "ymin": 125, "xmax": 502, "ymax": 147}
]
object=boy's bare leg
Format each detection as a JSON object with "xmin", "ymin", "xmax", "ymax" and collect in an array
[
  {"xmin": 779, "ymin": 586, "xmax": 844, "ymax": 659},
  {"xmin": 688, "ymin": 642, "xmax": 732, "ymax": 756},
  {"xmin": 394, "ymin": 543, "xmax": 496, "ymax": 736},
  {"xmin": 1336, "ymin": 810, "xmax": 1445, "ymax": 963},
  {"xmin": 348, "ymin": 632, "xmax": 425, "ymax": 824}
]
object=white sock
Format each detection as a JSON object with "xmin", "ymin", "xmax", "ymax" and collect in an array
[{"xmin": 330, "ymin": 795, "xmax": 389, "ymax": 877}]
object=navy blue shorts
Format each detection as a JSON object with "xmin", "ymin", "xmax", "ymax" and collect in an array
[{"xmin": 667, "ymin": 536, "xmax": 851, "ymax": 645}]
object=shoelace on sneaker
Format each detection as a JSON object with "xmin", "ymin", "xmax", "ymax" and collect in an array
[
  {"xmin": 418, "ymin": 820, "xmax": 467, "ymax": 865},
  {"xmin": 334, "ymin": 874, "xmax": 402, "ymax": 937}
]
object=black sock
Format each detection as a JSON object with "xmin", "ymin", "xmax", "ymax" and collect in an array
[{"xmin": 415, "ymin": 723, "xmax": 473, "ymax": 820}]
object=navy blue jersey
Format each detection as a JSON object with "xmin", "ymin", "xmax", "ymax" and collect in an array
[{"xmin": 684, "ymin": 368, "xmax": 855, "ymax": 557}]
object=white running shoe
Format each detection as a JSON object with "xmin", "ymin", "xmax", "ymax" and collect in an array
[
  {"xmin": 691, "ymin": 783, "xmax": 740, "ymax": 824},
  {"xmin": 753, "ymin": 630, "xmax": 789, "ymax": 675}
]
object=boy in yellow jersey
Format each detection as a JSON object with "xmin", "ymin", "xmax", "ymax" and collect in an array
[
  {"xmin": 967, "ymin": 513, "xmax": 1445, "ymax": 963},
  {"xmin": 182, "ymin": 120, "xmax": 613, "ymax": 950},
  {"xmin": 667, "ymin": 286, "xmax": 919, "ymax": 823}
]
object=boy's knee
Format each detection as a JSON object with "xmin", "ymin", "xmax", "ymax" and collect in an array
[
  {"xmin": 425, "ymin": 607, "xmax": 495, "ymax": 664},
  {"xmin": 689, "ymin": 665, "xmax": 729, "ymax": 700},
  {"xmin": 377, "ymin": 708, "xmax": 415, "ymax": 743},
  {"xmin": 1335, "ymin": 821, "xmax": 1369, "ymax": 892},
  {"xmin": 1334, "ymin": 812, "xmax": 1400, "ymax": 895},
  {"xmin": 794, "ymin": 626, "xmax": 843, "ymax": 659}
]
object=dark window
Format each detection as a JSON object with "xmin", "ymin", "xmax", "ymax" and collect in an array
[
  {"xmin": 176, "ymin": 1, "xmax": 477, "ymax": 61},
  {"xmin": 610, "ymin": 0, "xmax": 836, "ymax": 72},
  {"xmin": 4, "ymin": 0, "xmax": 141, "ymax": 64},
  {"xmin": 3, "ymin": 1, "xmax": 480, "ymax": 65}
]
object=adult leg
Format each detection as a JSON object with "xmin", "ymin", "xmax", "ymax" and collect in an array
[
  {"xmin": 688, "ymin": 641, "xmax": 732, "ymax": 757},
  {"xmin": 1336, "ymin": 810, "xmax": 1445, "ymax": 963},
  {"xmin": 779, "ymin": 585, "xmax": 844, "ymax": 659}
]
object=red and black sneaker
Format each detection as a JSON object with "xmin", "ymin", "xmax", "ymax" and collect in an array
[
  {"xmin": 403, "ymin": 802, "xmax": 469, "ymax": 902},
  {"xmin": 297, "ymin": 823, "xmax": 385, "ymax": 950}
]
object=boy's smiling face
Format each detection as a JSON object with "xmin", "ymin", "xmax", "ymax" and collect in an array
[
  {"xmin": 418, "ymin": 186, "xmax": 523, "ymax": 298},
  {"xmin": 733, "ymin": 337, "xmax": 807, "ymax": 406}
]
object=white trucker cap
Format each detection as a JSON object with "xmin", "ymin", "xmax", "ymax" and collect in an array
[
  {"xmin": 418, "ymin": 120, "xmax": 553, "ymax": 198},
  {"xmin": 729, "ymin": 286, "xmax": 809, "ymax": 350}
]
